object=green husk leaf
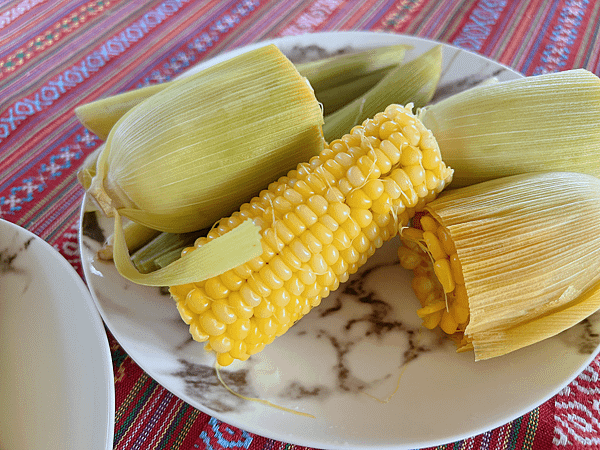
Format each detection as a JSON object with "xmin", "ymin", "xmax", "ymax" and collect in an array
[
  {"xmin": 130, "ymin": 229, "xmax": 203, "ymax": 273},
  {"xmin": 317, "ymin": 66, "xmax": 391, "ymax": 115},
  {"xmin": 98, "ymin": 220, "xmax": 161, "ymax": 261},
  {"xmin": 322, "ymin": 45, "xmax": 442, "ymax": 142},
  {"xmin": 419, "ymin": 68, "xmax": 600, "ymax": 187},
  {"xmin": 295, "ymin": 43, "xmax": 410, "ymax": 92}
]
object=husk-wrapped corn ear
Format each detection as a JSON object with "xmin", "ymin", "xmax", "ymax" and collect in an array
[
  {"xmin": 170, "ymin": 104, "xmax": 453, "ymax": 366},
  {"xmin": 399, "ymin": 172, "xmax": 600, "ymax": 360},
  {"xmin": 81, "ymin": 45, "xmax": 329, "ymax": 287},
  {"xmin": 419, "ymin": 69, "xmax": 600, "ymax": 187}
]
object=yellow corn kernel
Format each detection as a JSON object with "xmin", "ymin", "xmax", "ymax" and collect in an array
[
  {"xmin": 401, "ymin": 227, "xmax": 424, "ymax": 244},
  {"xmin": 217, "ymin": 353, "xmax": 234, "ymax": 367},
  {"xmin": 450, "ymin": 253, "xmax": 465, "ymax": 284},
  {"xmin": 340, "ymin": 217, "xmax": 362, "ymax": 240},
  {"xmin": 398, "ymin": 246, "xmax": 422, "ymax": 270},
  {"xmin": 439, "ymin": 310, "xmax": 458, "ymax": 335},
  {"xmin": 228, "ymin": 292, "xmax": 254, "ymax": 319},
  {"xmin": 211, "ymin": 300, "xmax": 237, "ymax": 324},
  {"xmin": 378, "ymin": 120, "xmax": 399, "ymax": 140},
  {"xmin": 229, "ymin": 341, "xmax": 248, "ymax": 360},
  {"xmin": 400, "ymin": 145, "xmax": 422, "ymax": 166},
  {"xmin": 350, "ymin": 209, "xmax": 373, "ymax": 228},
  {"xmin": 170, "ymin": 104, "xmax": 453, "ymax": 365},
  {"xmin": 370, "ymin": 149, "xmax": 393, "ymax": 174},
  {"xmin": 412, "ymin": 275, "xmax": 436, "ymax": 301},
  {"xmin": 289, "ymin": 238, "xmax": 312, "ymax": 262},
  {"xmin": 220, "ymin": 270, "xmax": 244, "ymax": 292},
  {"xmin": 200, "ymin": 311, "xmax": 226, "ymax": 336},
  {"xmin": 296, "ymin": 204, "xmax": 319, "ymax": 227},
  {"xmin": 451, "ymin": 304, "xmax": 470, "ymax": 325},
  {"xmin": 285, "ymin": 275, "xmax": 305, "ymax": 296},
  {"xmin": 254, "ymin": 299, "xmax": 275, "ymax": 318},
  {"xmin": 327, "ymin": 201, "xmax": 350, "ymax": 223},
  {"xmin": 433, "ymin": 259, "xmax": 455, "ymax": 294},
  {"xmin": 422, "ymin": 310, "xmax": 443, "ymax": 329},
  {"xmin": 357, "ymin": 155, "xmax": 381, "ymax": 179},
  {"xmin": 176, "ymin": 302, "xmax": 195, "ymax": 325},
  {"xmin": 380, "ymin": 140, "xmax": 402, "ymax": 165},
  {"xmin": 390, "ymin": 168, "xmax": 412, "ymax": 191},
  {"xmin": 332, "ymin": 227, "xmax": 352, "ymax": 250},
  {"xmin": 307, "ymin": 194, "xmax": 328, "ymax": 216},
  {"xmin": 301, "ymin": 230, "xmax": 323, "ymax": 254},
  {"xmin": 437, "ymin": 226, "xmax": 456, "ymax": 255},
  {"xmin": 405, "ymin": 164, "xmax": 426, "ymax": 187},
  {"xmin": 346, "ymin": 189, "xmax": 373, "ymax": 209},
  {"xmin": 420, "ymin": 215, "xmax": 438, "ymax": 233},
  {"xmin": 423, "ymin": 231, "xmax": 446, "ymax": 261},
  {"xmin": 239, "ymin": 284, "xmax": 262, "ymax": 307},
  {"xmin": 371, "ymin": 193, "xmax": 392, "ymax": 215},
  {"xmin": 204, "ymin": 277, "xmax": 229, "ymax": 299},
  {"xmin": 186, "ymin": 288, "xmax": 211, "ymax": 314},
  {"xmin": 190, "ymin": 322, "xmax": 209, "ymax": 342},
  {"xmin": 416, "ymin": 300, "xmax": 446, "ymax": 318}
]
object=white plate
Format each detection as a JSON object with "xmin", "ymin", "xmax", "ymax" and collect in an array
[
  {"xmin": 79, "ymin": 32, "xmax": 600, "ymax": 449},
  {"xmin": 0, "ymin": 219, "xmax": 114, "ymax": 450}
]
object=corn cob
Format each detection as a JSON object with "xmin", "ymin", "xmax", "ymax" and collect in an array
[{"xmin": 169, "ymin": 104, "xmax": 453, "ymax": 366}]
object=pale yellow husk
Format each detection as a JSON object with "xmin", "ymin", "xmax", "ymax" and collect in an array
[
  {"xmin": 88, "ymin": 44, "xmax": 324, "ymax": 234},
  {"xmin": 419, "ymin": 69, "xmax": 600, "ymax": 187},
  {"xmin": 425, "ymin": 172, "xmax": 600, "ymax": 360}
]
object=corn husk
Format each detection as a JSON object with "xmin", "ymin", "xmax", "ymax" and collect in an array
[
  {"xmin": 86, "ymin": 44, "xmax": 324, "ymax": 286},
  {"xmin": 419, "ymin": 69, "xmax": 600, "ymax": 187},
  {"xmin": 89, "ymin": 44, "xmax": 323, "ymax": 233},
  {"xmin": 76, "ymin": 84, "xmax": 165, "ymax": 140},
  {"xmin": 425, "ymin": 172, "xmax": 600, "ymax": 360},
  {"xmin": 322, "ymin": 45, "xmax": 442, "ymax": 142},
  {"xmin": 76, "ymin": 44, "xmax": 409, "ymax": 140},
  {"xmin": 294, "ymin": 43, "xmax": 409, "ymax": 92}
]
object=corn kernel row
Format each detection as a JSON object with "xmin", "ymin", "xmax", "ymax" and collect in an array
[{"xmin": 170, "ymin": 104, "xmax": 453, "ymax": 366}]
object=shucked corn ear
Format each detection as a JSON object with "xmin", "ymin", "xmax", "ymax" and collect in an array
[
  {"xmin": 85, "ymin": 44, "xmax": 325, "ymax": 286},
  {"xmin": 76, "ymin": 44, "xmax": 410, "ymax": 140},
  {"xmin": 419, "ymin": 69, "xmax": 600, "ymax": 187},
  {"xmin": 169, "ymin": 104, "xmax": 453, "ymax": 366},
  {"xmin": 399, "ymin": 172, "xmax": 600, "ymax": 360}
]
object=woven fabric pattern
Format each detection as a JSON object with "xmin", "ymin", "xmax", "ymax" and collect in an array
[{"xmin": 2, "ymin": 1, "xmax": 600, "ymax": 448}]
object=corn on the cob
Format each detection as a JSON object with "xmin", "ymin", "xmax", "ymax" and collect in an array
[
  {"xmin": 399, "ymin": 172, "xmax": 600, "ymax": 359},
  {"xmin": 169, "ymin": 104, "xmax": 453, "ymax": 366}
]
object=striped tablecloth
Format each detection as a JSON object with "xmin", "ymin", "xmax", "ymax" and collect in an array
[{"xmin": 2, "ymin": 1, "xmax": 600, "ymax": 449}]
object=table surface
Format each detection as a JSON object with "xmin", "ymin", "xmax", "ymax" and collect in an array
[{"xmin": 2, "ymin": 1, "xmax": 600, "ymax": 449}]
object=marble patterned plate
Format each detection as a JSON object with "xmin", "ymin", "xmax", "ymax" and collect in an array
[
  {"xmin": 78, "ymin": 32, "xmax": 600, "ymax": 449},
  {"xmin": 1, "ymin": 219, "xmax": 114, "ymax": 450}
]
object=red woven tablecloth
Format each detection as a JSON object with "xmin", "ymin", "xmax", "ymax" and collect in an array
[{"xmin": 2, "ymin": 1, "xmax": 600, "ymax": 449}]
